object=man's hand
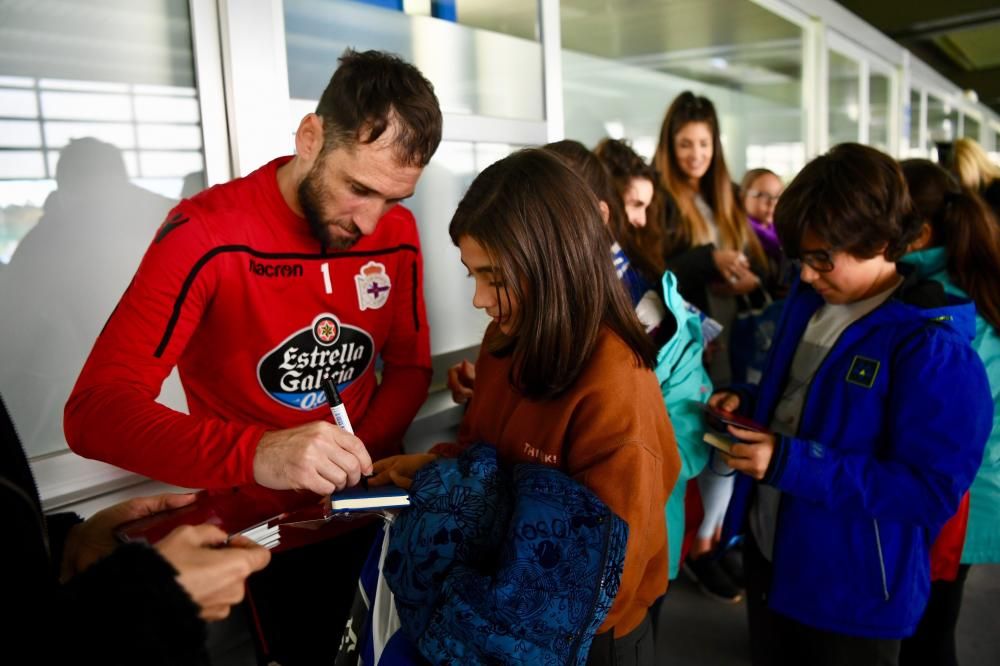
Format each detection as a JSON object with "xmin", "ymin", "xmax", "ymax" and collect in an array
[
  {"xmin": 155, "ymin": 525, "xmax": 271, "ymax": 621},
  {"xmin": 253, "ymin": 421, "xmax": 374, "ymax": 495},
  {"xmin": 61, "ymin": 492, "xmax": 198, "ymax": 581},
  {"xmin": 447, "ymin": 359, "xmax": 475, "ymax": 404},
  {"xmin": 724, "ymin": 426, "xmax": 776, "ymax": 481},
  {"xmin": 369, "ymin": 453, "xmax": 439, "ymax": 490}
]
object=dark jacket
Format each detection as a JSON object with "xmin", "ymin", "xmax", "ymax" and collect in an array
[
  {"xmin": 656, "ymin": 184, "xmax": 768, "ymax": 314},
  {"xmin": 2, "ymin": 396, "xmax": 208, "ymax": 665},
  {"xmin": 383, "ymin": 443, "xmax": 629, "ymax": 665}
]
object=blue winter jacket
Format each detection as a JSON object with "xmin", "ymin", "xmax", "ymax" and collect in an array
[
  {"xmin": 721, "ymin": 270, "xmax": 993, "ymax": 639},
  {"xmin": 384, "ymin": 443, "xmax": 628, "ymax": 665}
]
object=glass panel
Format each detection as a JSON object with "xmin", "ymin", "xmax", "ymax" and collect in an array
[
  {"xmin": 906, "ymin": 89, "xmax": 922, "ymax": 157},
  {"xmin": 963, "ymin": 115, "xmax": 980, "ymax": 141},
  {"xmin": 869, "ymin": 72, "xmax": 889, "ymax": 153},
  {"xmin": 284, "ymin": 0, "xmax": 543, "ymax": 120},
  {"xmin": 560, "ymin": 0, "xmax": 805, "ymax": 181},
  {"xmin": 0, "ymin": 120, "xmax": 43, "ymax": 148},
  {"xmin": 926, "ymin": 95, "xmax": 957, "ymax": 161},
  {"xmin": 405, "ymin": 140, "xmax": 521, "ymax": 355},
  {"xmin": 0, "ymin": 0, "xmax": 200, "ymax": 457},
  {"xmin": 828, "ymin": 50, "xmax": 860, "ymax": 147}
]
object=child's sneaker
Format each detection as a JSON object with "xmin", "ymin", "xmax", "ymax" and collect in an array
[{"xmin": 683, "ymin": 555, "xmax": 743, "ymax": 603}]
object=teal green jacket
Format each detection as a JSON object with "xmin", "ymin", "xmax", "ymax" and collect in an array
[
  {"xmin": 654, "ymin": 271, "xmax": 713, "ymax": 579},
  {"xmin": 904, "ymin": 247, "xmax": 1000, "ymax": 564}
]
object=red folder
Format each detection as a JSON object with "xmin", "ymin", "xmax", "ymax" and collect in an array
[{"xmin": 115, "ymin": 485, "xmax": 326, "ymax": 549}]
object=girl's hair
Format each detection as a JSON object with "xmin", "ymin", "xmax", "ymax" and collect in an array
[
  {"xmin": 775, "ymin": 143, "xmax": 914, "ymax": 262},
  {"xmin": 651, "ymin": 91, "xmax": 765, "ymax": 266},
  {"xmin": 592, "ymin": 138, "xmax": 666, "ymax": 279},
  {"xmin": 449, "ymin": 149, "xmax": 655, "ymax": 399},
  {"xmin": 953, "ymin": 138, "xmax": 1000, "ymax": 191},
  {"xmin": 739, "ymin": 167, "xmax": 779, "ymax": 196},
  {"xmin": 545, "ymin": 139, "xmax": 664, "ymax": 282},
  {"xmin": 594, "ymin": 137, "xmax": 658, "ymax": 198},
  {"xmin": 901, "ymin": 158, "xmax": 1000, "ymax": 332}
]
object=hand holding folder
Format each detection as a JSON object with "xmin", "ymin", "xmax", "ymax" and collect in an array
[{"xmin": 116, "ymin": 481, "xmax": 411, "ymax": 548}]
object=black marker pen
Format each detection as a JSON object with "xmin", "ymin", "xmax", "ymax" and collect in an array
[
  {"xmin": 322, "ymin": 379, "xmax": 354, "ymax": 434},
  {"xmin": 322, "ymin": 379, "xmax": 370, "ymax": 489}
]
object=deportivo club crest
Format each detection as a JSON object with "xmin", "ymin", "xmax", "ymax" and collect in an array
[
  {"xmin": 355, "ymin": 261, "xmax": 391, "ymax": 311},
  {"xmin": 257, "ymin": 313, "xmax": 374, "ymax": 411}
]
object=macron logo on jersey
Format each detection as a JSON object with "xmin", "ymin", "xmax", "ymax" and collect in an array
[
  {"xmin": 248, "ymin": 258, "xmax": 304, "ymax": 278},
  {"xmin": 257, "ymin": 313, "xmax": 374, "ymax": 410}
]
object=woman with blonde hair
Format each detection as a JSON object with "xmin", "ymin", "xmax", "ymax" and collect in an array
[{"xmin": 953, "ymin": 137, "xmax": 1000, "ymax": 220}]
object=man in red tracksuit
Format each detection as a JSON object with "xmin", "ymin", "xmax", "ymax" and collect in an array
[{"xmin": 65, "ymin": 49, "xmax": 442, "ymax": 665}]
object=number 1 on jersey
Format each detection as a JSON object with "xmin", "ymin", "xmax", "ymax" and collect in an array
[{"xmin": 320, "ymin": 263, "xmax": 333, "ymax": 294}]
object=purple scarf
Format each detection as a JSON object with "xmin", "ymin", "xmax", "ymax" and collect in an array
[{"xmin": 749, "ymin": 215, "xmax": 781, "ymax": 263}]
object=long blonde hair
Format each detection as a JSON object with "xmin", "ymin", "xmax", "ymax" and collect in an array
[
  {"xmin": 954, "ymin": 138, "xmax": 1000, "ymax": 191},
  {"xmin": 652, "ymin": 91, "xmax": 764, "ymax": 266}
]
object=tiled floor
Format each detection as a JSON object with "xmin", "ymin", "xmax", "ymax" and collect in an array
[
  {"xmin": 209, "ymin": 562, "xmax": 1000, "ymax": 664},
  {"xmin": 657, "ymin": 564, "xmax": 1000, "ymax": 665}
]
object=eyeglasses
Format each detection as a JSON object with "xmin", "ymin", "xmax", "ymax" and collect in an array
[
  {"xmin": 794, "ymin": 249, "xmax": 836, "ymax": 273},
  {"xmin": 746, "ymin": 190, "xmax": 780, "ymax": 205}
]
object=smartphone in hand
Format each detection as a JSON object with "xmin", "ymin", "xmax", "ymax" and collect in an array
[{"xmin": 698, "ymin": 402, "xmax": 771, "ymax": 435}]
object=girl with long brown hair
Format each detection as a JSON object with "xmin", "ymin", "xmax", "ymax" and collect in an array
[
  {"xmin": 372, "ymin": 149, "xmax": 680, "ymax": 665},
  {"xmin": 594, "ymin": 138, "xmax": 666, "ymax": 281},
  {"xmin": 652, "ymin": 91, "xmax": 766, "ymax": 381},
  {"xmin": 899, "ymin": 159, "xmax": 1000, "ymax": 666},
  {"xmin": 543, "ymin": 139, "xmax": 672, "ymax": 345},
  {"xmin": 651, "ymin": 91, "xmax": 766, "ymax": 602}
]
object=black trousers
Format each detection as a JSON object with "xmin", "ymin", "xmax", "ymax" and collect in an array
[
  {"xmin": 899, "ymin": 564, "xmax": 971, "ymax": 666},
  {"xmin": 586, "ymin": 611, "xmax": 656, "ymax": 666},
  {"xmin": 246, "ymin": 522, "xmax": 379, "ymax": 666},
  {"xmin": 744, "ymin": 531, "xmax": 901, "ymax": 666}
]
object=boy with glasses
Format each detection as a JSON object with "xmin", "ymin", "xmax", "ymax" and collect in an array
[{"xmin": 712, "ymin": 143, "xmax": 992, "ymax": 666}]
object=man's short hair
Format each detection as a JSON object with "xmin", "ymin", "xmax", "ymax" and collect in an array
[
  {"xmin": 775, "ymin": 143, "xmax": 914, "ymax": 261},
  {"xmin": 316, "ymin": 49, "xmax": 442, "ymax": 167}
]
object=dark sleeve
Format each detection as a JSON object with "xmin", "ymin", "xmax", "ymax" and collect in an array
[
  {"xmin": 62, "ymin": 543, "xmax": 210, "ymax": 665},
  {"xmin": 44, "ymin": 511, "xmax": 83, "ymax": 578},
  {"xmin": 665, "ymin": 243, "xmax": 717, "ymax": 311}
]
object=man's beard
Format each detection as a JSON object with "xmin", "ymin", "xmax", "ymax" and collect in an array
[{"xmin": 298, "ymin": 161, "xmax": 361, "ymax": 250}]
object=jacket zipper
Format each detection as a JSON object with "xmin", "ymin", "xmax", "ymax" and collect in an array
[
  {"xmin": 872, "ymin": 519, "xmax": 890, "ymax": 601},
  {"xmin": 567, "ymin": 511, "xmax": 614, "ymax": 664},
  {"xmin": 771, "ymin": 292, "xmax": 891, "ymax": 601}
]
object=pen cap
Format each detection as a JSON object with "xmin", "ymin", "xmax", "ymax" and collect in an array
[{"xmin": 322, "ymin": 378, "xmax": 344, "ymax": 408}]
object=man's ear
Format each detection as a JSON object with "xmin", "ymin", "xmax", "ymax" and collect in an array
[{"xmin": 294, "ymin": 113, "xmax": 324, "ymax": 162}]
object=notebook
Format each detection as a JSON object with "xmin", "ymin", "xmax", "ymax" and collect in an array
[{"xmin": 330, "ymin": 484, "xmax": 410, "ymax": 512}]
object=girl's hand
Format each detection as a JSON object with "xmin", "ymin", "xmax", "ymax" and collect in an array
[
  {"xmin": 447, "ymin": 360, "xmax": 476, "ymax": 404},
  {"xmin": 369, "ymin": 453, "xmax": 439, "ymax": 489}
]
